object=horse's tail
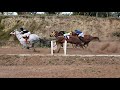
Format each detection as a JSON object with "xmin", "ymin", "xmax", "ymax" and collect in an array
[
  {"xmin": 92, "ymin": 37, "xmax": 101, "ymax": 42},
  {"xmin": 39, "ymin": 38, "xmax": 44, "ymax": 47},
  {"xmin": 39, "ymin": 38, "xmax": 51, "ymax": 47}
]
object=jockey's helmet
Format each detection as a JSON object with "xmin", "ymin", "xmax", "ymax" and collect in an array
[{"xmin": 20, "ymin": 27, "xmax": 24, "ymax": 31}]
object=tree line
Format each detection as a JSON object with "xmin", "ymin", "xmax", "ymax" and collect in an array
[{"xmin": 0, "ymin": 12, "xmax": 120, "ymax": 18}]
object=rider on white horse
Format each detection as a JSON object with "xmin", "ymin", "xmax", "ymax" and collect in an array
[
  {"xmin": 10, "ymin": 29, "xmax": 40, "ymax": 51},
  {"xmin": 20, "ymin": 27, "xmax": 31, "ymax": 39}
]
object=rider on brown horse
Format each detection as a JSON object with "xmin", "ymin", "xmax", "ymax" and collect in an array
[
  {"xmin": 63, "ymin": 31, "xmax": 72, "ymax": 39},
  {"xmin": 74, "ymin": 29, "xmax": 84, "ymax": 37},
  {"xmin": 72, "ymin": 29, "xmax": 100, "ymax": 47},
  {"xmin": 50, "ymin": 30, "xmax": 84, "ymax": 52}
]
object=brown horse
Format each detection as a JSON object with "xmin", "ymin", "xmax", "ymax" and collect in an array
[
  {"xmin": 50, "ymin": 31, "xmax": 84, "ymax": 53},
  {"xmin": 50, "ymin": 30, "xmax": 66, "ymax": 37},
  {"xmin": 72, "ymin": 32, "xmax": 101, "ymax": 47},
  {"xmin": 55, "ymin": 36, "xmax": 84, "ymax": 53}
]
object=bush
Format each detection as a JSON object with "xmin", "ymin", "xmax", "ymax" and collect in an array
[{"xmin": 112, "ymin": 31, "xmax": 120, "ymax": 37}]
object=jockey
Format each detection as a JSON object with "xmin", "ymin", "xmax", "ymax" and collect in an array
[
  {"xmin": 63, "ymin": 31, "xmax": 72, "ymax": 39},
  {"xmin": 20, "ymin": 27, "xmax": 31, "ymax": 38},
  {"xmin": 74, "ymin": 29, "xmax": 84, "ymax": 38}
]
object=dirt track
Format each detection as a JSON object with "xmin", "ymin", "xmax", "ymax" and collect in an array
[
  {"xmin": 0, "ymin": 65, "xmax": 120, "ymax": 78},
  {"xmin": 0, "ymin": 41, "xmax": 120, "ymax": 78}
]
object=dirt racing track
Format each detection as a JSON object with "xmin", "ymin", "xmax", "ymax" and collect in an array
[{"xmin": 0, "ymin": 41, "xmax": 120, "ymax": 78}]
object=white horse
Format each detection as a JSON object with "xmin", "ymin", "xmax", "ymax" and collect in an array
[{"xmin": 10, "ymin": 29, "xmax": 41, "ymax": 51}]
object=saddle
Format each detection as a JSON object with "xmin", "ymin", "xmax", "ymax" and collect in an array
[
  {"xmin": 23, "ymin": 36, "xmax": 29, "ymax": 39},
  {"xmin": 23, "ymin": 36, "xmax": 30, "ymax": 44},
  {"xmin": 64, "ymin": 36, "xmax": 70, "ymax": 39},
  {"xmin": 79, "ymin": 36, "xmax": 84, "ymax": 42}
]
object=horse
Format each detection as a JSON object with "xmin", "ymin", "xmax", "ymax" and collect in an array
[
  {"xmin": 71, "ymin": 31, "xmax": 101, "ymax": 47},
  {"xmin": 10, "ymin": 29, "xmax": 41, "ymax": 51},
  {"xmin": 50, "ymin": 31, "xmax": 84, "ymax": 53},
  {"xmin": 50, "ymin": 30, "xmax": 66, "ymax": 47},
  {"xmin": 50, "ymin": 30, "xmax": 84, "ymax": 48},
  {"xmin": 50, "ymin": 30, "xmax": 66, "ymax": 37}
]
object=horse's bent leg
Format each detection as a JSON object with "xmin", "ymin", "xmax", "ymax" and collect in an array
[
  {"xmin": 75, "ymin": 44, "xmax": 77, "ymax": 48},
  {"xmin": 22, "ymin": 44, "xmax": 27, "ymax": 49},
  {"xmin": 86, "ymin": 42, "xmax": 90, "ymax": 47},
  {"xmin": 33, "ymin": 47, "xmax": 36, "ymax": 52},
  {"xmin": 26, "ymin": 46, "xmax": 29, "ymax": 49},
  {"xmin": 31, "ymin": 43, "xmax": 36, "ymax": 52},
  {"xmin": 75, "ymin": 44, "xmax": 78, "ymax": 48},
  {"xmin": 84, "ymin": 44, "xmax": 87, "ymax": 48},
  {"xmin": 82, "ymin": 45, "xmax": 84, "ymax": 49},
  {"xmin": 83, "ymin": 42, "xmax": 88, "ymax": 48},
  {"xmin": 22, "ymin": 46, "xmax": 24, "ymax": 49},
  {"xmin": 72, "ymin": 44, "xmax": 76, "ymax": 48},
  {"xmin": 54, "ymin": 43, "xmax": 61, "ymax": 53},
  {"xmin": 87, "ymin": 43, "xmax": 89, "ymax": 47},
  {"xmin": 80, "ymin": 43, "xmax": 84, "ymax": 49},
  {"xmin": 33, "ymin": 46, "xmax": 35, "ymax": 51},
  {"xmin": 57, "ymin": 44, "xmax": 62, "ymax": 53}
]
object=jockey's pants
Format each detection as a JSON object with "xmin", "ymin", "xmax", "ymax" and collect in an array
[{"xmin": 78, "ymin": 32, "xmax": 84, "ymax": 37}]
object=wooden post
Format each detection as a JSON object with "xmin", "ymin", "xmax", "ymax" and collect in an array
[
  {"xmin": 51, "ymin": 41, "xmax": 53, "ymax": 55},
  {"xmin": 64, "ymin": 40, "xmax": 67, "ymax": 55}
]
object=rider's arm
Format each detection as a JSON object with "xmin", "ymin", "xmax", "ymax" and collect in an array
[{"xmin": 20, "ymin": 31, "xmax": 24, "ymax": 34}]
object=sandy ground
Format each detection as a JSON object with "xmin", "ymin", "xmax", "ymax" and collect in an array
[
  {"xmin": 0, "ymin": 41, "xmax": 120, "ymax": 78},
  {"xmin": 0, "ymin": 65, "xmax": 120, "ymax": 78}
]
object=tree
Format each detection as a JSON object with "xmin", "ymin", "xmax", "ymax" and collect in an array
[
  {"xmin": 45, "ymin": 12, "xmax": 56, "ymax": 14},
  {"xmin": 17, "ymin": 12, "xmax": 31, "ymax": 15}
]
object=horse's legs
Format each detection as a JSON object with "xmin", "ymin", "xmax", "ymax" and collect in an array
[
  {"xmin": 80, "ymin": 45, "xmax": 84, "ymax": 49},
  {"xmin": 55, "ymin": 43, "xmax": 62, "ymax": 53},
  {"xmin": 31, "ymin": 43, "xmax": 36, "ymax": 52},
  {"xmin": 72, "ymin": 44, "xmax": 74, "ymax": 48},
  {"xmin": 83, "ymin": 42, "xmax": 89, "ymax": 48},
  {"xmin": 33, "ymin": 48, "xmax": 36, "ymax": 52},
  {"xmin": 75, "ymin": 44, "xmax": 78, "ymax": 48},
  {"xmin": 26, "ymin": 46, "xmax": 29, "ymax": 49},
  {"xmin": 22, "ymin": 46, "xmax": 24, "ymax": 49},
  {"xmin": 81, "ymin": 45, "xmax": 85, "ymax": 49},
  {"xmin": 83, "ymin": 43, "xmax": 86, "ymax": 48},
  {"xmin": 72, "ymin": 44, "xmax": 77, "ymax": 48},
  {"xmin": 22, "ymin": 45, "xmax": 27, "ymax": 49},
  {"xmin": 87, "ymin": 43, "xmax": 89, "ymax": 47},
  {"xmin": 79, "ymin": 43, "xmax": 85, "ymax": 49},
  {"xmin": 57, "ymin": 44, "xmax": 62, "ymax": 53}
]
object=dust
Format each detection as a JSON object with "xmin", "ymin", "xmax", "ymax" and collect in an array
[{"xmin": 84, "ymin": 41, "xmax": 120, "ymax": 54}]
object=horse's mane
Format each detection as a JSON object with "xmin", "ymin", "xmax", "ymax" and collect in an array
[{"xmin": 53, "ymin": 30, "xmax": 66, "ymax": 37}]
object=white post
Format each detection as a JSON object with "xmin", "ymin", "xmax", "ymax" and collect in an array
[
  {"xmin": 64, "ymin": 40, "xmax": 67, "ymax": 55},
  {"xmin": 51, "ymin": 41, "xmax": 53, "ymax": 55}
]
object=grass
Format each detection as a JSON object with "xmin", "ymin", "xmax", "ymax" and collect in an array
[{"xmin": 0, "ymin": 23, "xmax": 20, "ymax": 46}]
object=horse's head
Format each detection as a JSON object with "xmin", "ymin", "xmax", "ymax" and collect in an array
[
  {"xmin": 10, "ymin": 29, "xmax": 17, "ymax": 35},
  {"xmin": 50, "ymin": 30, "xmax": 58, "ymax": 37},
  {"xmin": 71, "ymin": 31, "xmax": 78, "ymax": 36},
  {"xmin": 58, "ymin": 31, "xmax": 66, "ymax": 36},
  {"xmin": 10, "ymin": 29, "xmax": 21, "ymax": 36}
]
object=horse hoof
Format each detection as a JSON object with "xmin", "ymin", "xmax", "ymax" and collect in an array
[
  {"xmin": 53, "ymin": 50, "xmax": 55, "ymax": 53},
  {"xmin": 27, "ymin": 47, "xmax": 29, "ymax": 49}
]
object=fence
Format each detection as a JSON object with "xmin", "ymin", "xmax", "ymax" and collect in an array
[{"xmin": 51, "ymin": 40, "xmax": 67, "ymax": 55}]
